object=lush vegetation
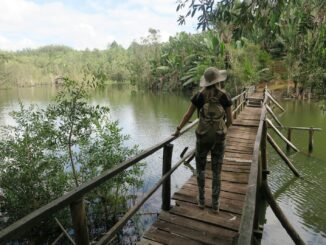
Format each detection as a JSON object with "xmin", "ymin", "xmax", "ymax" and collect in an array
[
  {"xmin": 1, "ymin": 4, "xmax": 325, "ymax": 96},
  {"xmin": 0, "ymin": 31, "xmax": 272, "ymax": 96},
  {"xmin": 0, "ymin": 78, "xmax": 143, "ymax": 242},
  {"xmin": 176, "ymin": 0, "xmax": 326, "ymax": 96},
  {"xmin": 2, "ymin": 1, "xmax": 324, "ymax": 97}
]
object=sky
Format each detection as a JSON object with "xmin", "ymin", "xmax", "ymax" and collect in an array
[{"xmin": 0, "ymin": 0, "xmax": 198, "ymax": 51}]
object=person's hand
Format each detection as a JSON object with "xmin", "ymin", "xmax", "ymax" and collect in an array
[{"xmin": 172, "ymin": 127, "xmax": 181, "ymax": 137}]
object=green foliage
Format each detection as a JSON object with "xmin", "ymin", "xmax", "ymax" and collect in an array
[
  {"xmin": 179, "ymin": 0, "xmax": 326, "ymax": 93},
  {"xmin": 0, "ymin": 78, "xmax": 143, "ymax": 241},
  {"xmin": 2, "ymin": 0, "xmax": 326, "ymax": 94}
]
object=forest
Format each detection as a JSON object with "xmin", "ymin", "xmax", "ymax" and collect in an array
[{"xmin": 0, "ymin": 0, "xmax": 326, "ymax": 97}]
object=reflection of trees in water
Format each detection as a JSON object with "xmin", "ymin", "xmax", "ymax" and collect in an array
[{"xmin": 268, "ymin": 156, "xmax": 326, "ymax": 240}]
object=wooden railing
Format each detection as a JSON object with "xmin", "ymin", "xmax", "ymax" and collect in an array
[
  {"xmin": 236, "ymin": 89, "xmax": 305, "ymax": 244},
  {"xmin": 0, "ymin": 87, "xmax": 251, "ymax": 244},
  {"xmin": 237, "ymin": 90, "xmax": 268, "ymax": 244},
  {"xmin": 232, "ymin": 90, "xmax": 247, "ymax": 119}
]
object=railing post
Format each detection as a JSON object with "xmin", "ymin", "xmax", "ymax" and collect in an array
[
  {"xmin": 234, "ymin": 98, "xmax": 238, "ymax": 119},
  {"xmin": 287, "ymin": 128, "xmax": 292, "ymax": 151},
  {"xmin": 162, "ymin": 143, "xmax": 173, "ymax": 211},
  {"xmin": 309, "ymin": 128, "xmax": 314, "ymax": 153},
  {"xmin": 239, "ymin": 95, "xmax": 242, "ymax": 112},
  {"xmin": 261, "ymin": 120, "xmax": 268, "ymax": 180},
  {"xmin": 69, "ymin": 199, "xmax": 89, "ymax": 245}
]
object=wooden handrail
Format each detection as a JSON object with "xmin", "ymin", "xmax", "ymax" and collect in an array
[
  {"xmin": 0, "ymin": 87, "xmax": 251, "ymax": 243},
  {"xmin": 237, "ymin": 91, "xmax": 268, "ymax": 244},
  {"xmin": 0, "ymin": 120, "xmax": 198, "ymax": 241},
  {"xmin": 96, "ymin": 150, "xmax": 196, "ymax": 245},
  {"xmin": 232, "ymin": 90, "xmax": 246, "ymax": 103},
  {"xmin": 273, "ymin": 126, "xmax": 322, "ymax": 131}
]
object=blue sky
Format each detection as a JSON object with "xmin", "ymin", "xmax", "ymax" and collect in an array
[{"xmin": 0, "ymin": 0, "xmax": 197, "ymax": 50}]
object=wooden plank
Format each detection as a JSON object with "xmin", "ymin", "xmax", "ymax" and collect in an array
[
  {"xmin": 153, "ymin": 219, "xmax": 234, "ymax": 245},
  {"xmin": 226, "ymin": 137, "xmax": 255, "ymax": 144},
  {"xmin": 227, "ymin": 131, "xmax": 257, "ymax": 136},
  {"xmin": 158, "ymin": 212, "xmax": 237, "ymax": 240},
  {"xmin": 225, "ymin": 143, "xmax": 254, "ymax": 150},
  {"xmin": 169, "ymin": 205, "xmax": 241, "ymax": 231},
  {"xmin": 224, "ymin": 152, "xmax": 252, "ymax": 161},
  {"xmin": 143, "ymin": 227, "xmax": 203, "ymax": 245},
  {"xmin": 202, "ymin": 171, "xmax": 249, "ymax": 184},
  {"xmin": 173, "ymin": 194, "xmax": 244, "ymax": 215},
  {"xmin": 206, "ymin": 161, "xmax": 251, "ymax": 172},
  {"xmin": 186, "ymin": 177, "xmax": 248, "ymax": 194},
  {"xmin": 222, "ymin": 165, "xmax": 251, "ymax": 173},
  {"xmin": 227, "ymin": 127, "xmax": 258, "ymax": 133},
  {"xmin": 236, "ymin": 115, "xmax": 261, "ymax": 121},
  {"xmin": 178, "ymin": 185, "xmax": 246, "ymax": 202},
  {"xmin": 227, "ymin": 131, "xmax": 256, "ymax": 136},
  {"xmin": 222, "ymin": 164, "xmax": 251, "ymax": 170},
  {"xmin": 225, "ymin": 147, "xmax": 253, "ymax": 154},
  {"xmin": 225, "ymin": 141, "xmax": 254, "ymax": 148},
  {"xmin": 227, "ymin": 134, "xmax": 256, "ymax": 141},
  {"xmin": 232, "ymin": 120, "xmax": 260, "ymax": 127},
  {"xmin": 222, "ymin": 160, "xmax": 251, "ymax": 166},
  {"xmin": 138, "ymin": 238, "xmax": 164, "ymax": 245}
]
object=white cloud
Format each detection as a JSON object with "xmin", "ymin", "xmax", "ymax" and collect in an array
[
  {"xmin": 0, "ymin": 35, "xmax": 38, "ymax": 50},
  {"xmin": 0, "ymin": 0, "xmax": 197, "ymax": 51}
]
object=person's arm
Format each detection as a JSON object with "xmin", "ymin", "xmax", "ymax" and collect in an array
[
  {"xmin": 225, "ymin": 106, "xmax": 233, "ymax": 128},
  {"xmin": 173, "ymin": 103, "xmax": 196, "ymax": 136}
]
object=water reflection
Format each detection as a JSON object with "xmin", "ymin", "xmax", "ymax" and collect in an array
[{"xmin": 262, "ymin": 100, "xmax": 326, "ymax": 244}]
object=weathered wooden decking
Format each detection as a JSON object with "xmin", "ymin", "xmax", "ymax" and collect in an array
[{"xmin": 140, "ymin": 93, "xmax": 264, "ymax": 245}]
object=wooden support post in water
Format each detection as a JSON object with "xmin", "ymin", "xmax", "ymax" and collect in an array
[
  {"xmin": 162, "ymin": 143, "xmax": 173, "ymax": 211},
  {"xmin": 263, "ymin": 181, "xmax": 305, "ymax": 245},
  {"xmin": 69, "ymin": 199, "xmax": 89, "ymax": 245},
  {"xmin": 267, "ymin": 119, "xmax": 299, "ymax": 152},
  {"xmin": 267, "ymin": 133, "xmax": 300, "ymax": 177},
  {"xmin": 309, "ymin": 128, "xmax": 314, "ymax": 153},
  {"xmin": 287, "ymin": 128, "xmax": 292, "ymax": 151}
]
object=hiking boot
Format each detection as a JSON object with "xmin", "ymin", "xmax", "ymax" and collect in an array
[
  {"xmin": 197, "ymin": 196, "xmax": 205, "ymax": 209},
  {"xmin": 211, "ymin": 203, "xmax": 220, "ymax": 213}
]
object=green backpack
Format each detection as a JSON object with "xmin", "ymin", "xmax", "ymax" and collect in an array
[{"xmin": 196, "ymin": 88, "xmax": 227, "ymax": 138}]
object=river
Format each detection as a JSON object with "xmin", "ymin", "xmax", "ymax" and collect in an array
[{"xmin": 0, "ymin": 85, "xmax": 325, "ymax": 244}]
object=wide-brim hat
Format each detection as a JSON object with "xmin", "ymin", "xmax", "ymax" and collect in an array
[{"xmin": 200, "ymin": 67, "xmax": 227, "ymax": 87}]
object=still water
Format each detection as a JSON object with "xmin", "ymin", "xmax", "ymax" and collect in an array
[
  {"xmin": 262, "ymin": 100, "xmax": 326, "ymax": 245},
  {"xmin": 0, "ymin": 85, "xmax": 325, "ymax": 244}
]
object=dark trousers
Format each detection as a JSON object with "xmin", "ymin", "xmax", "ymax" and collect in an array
[{"xmin": 195, "ymin": 133, "xmax": 225, "ymax": 208}]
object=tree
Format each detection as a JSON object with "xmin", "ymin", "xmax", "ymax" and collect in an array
[{"xmin": 0, "ymin": 77, "xmax": 143, "ymax": 242}]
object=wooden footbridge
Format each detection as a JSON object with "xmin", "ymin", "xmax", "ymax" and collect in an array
[
  {"xmin": 140, "ymin": 92, "xmax": 265, "ymax": 245},
  {"xmin": 0, "ymin": 87, "xmax": 307, "ymax": 244}
]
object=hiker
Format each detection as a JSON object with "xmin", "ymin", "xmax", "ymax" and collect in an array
[{"xmin": 173, "ymin": 67, "xmax": 233, "ymax": 213}]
